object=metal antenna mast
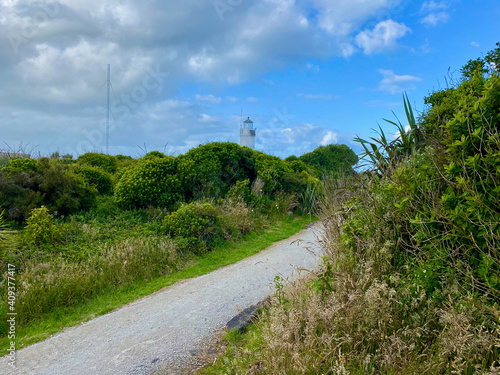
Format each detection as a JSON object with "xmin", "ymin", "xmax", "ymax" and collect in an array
[{"xmin": 106, "ymin": 64, "xmax": 110, "ymax": 154}]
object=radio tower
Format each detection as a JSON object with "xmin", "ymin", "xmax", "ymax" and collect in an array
[{"xmin": 106, "ymin": 64, "xmax": 111, "ymax": 154}]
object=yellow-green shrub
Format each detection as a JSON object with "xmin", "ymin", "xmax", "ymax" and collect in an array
[
  {"xmin": 115, "ymin": 157, "xmax": 181, "ymax": 209},
  {"xmin": 162, "ymin": 202, "xmax": 222, "ymax": 253},
  {"xmin": 24, "ymin": 206, "xmax": 59, "ymax": 247}
]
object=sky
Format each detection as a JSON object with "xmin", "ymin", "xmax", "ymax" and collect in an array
[{"xmin": 0, "ymin": 0, "xmax": 499, "ymax": 159}]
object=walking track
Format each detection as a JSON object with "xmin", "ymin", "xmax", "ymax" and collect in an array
[{"xmin": 1, "ymin": 223, "xmax": 323, "ymax": 375}]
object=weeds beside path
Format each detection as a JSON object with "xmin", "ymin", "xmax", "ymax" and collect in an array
[{"xmin": 0, "ymin": 216, "xmax": 320, "ymax": 375}]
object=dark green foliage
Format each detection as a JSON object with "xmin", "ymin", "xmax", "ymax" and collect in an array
[
  {"xmin": 299, "ymin": 144, "xmax": 358, "ymax": 177},
  {"xmin": 37, "ymin": 158, "xmax": 97, "ymax": 217},
  {"xmin": 73, "ymin": 165, "xmax": 113, "ymax": 195},
  {"xmin": 286, "ymin": 159, "xmax": 314, "ymax": 174},
  {"xmin": 347, "ymin": 44, "xmax": 500, "ymax": 300},
  {"xmin": 0, "ymin": 159, "xmax": 97, "ymax": 224},
  {"xmin": 114, "ymin": 156, "xmax": 181, "ymax": 209},
  {"xmin": 77, "ymin": 152, "xmax": 117, "ymax": 174},
  {"xmin": 162, "ymin": 202, "xmax": 222, "ymax": 253},
  {"xmin": 178, "ymin": 142, "xmax": 258, "ymax": 200},
  {"xmin": 255, "ymin": 154, "xmax": 294, "ymax": 195},
  {"xmin": 226, "ymin": 179, "xmax": 251, "ymax": 202}
]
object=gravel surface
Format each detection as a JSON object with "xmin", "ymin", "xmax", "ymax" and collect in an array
[{"xmin": 1, "ymin": 223, "xmax": 323, "ymax": 375}]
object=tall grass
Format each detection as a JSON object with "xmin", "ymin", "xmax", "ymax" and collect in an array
[
  {"xmin": 200, "ymin": 173, "xmax": 500, "ymax": 374},
  {"xmin": 2, "ymin": 237, "xmax": 179, "ymax": 328}
]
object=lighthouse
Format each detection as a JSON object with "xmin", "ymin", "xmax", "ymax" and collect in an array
[{"xmin": 240, "ymin": 117, "xmax": 256, "ymax": 149}]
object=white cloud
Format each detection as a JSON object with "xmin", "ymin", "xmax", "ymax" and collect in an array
[
  {"xmin": 246, "ymin": 97, "xmax": 259, "ymax": 103},
  {"xmin": 320, "ymin": 131, "xmax": 338, "ymax": 146},
  {"xmin": 392, "ymin": 124, "xmax": 412, "ymax": 140},
  {"xmin": 420, "ymin": 1, "xmax": 450, "ymax": 26},
  {"xmin": 356, "ymin": 20, "xmax": 411, "ymax": 55},
  {"xmin": 195, "ymin": 94, "xmax": 222, "ymax": 104},
  {"xmin": 378, "ymin": 69, "xmax": 421, "ymax": 94},
  {"xmin": 256, "ymin": 121, "xmax": 344, "ymax": 157},
  {"xmin": 420, "ymin": 12, "xmax": 449, "ymax": 26},
  {"xmin": 0, "ymin": 0, "xmax": 405, "ymax": 156},
  {"xmin": 310, "ymin": 0, "xmax": 391, "ymax": 36},
  {"xmin": 297, "ymin": 93, "xmax": 338, "ymax": 100},
  {"xmin": 471, "ymin": 41, "xmax": 480, "ymax": 48}
]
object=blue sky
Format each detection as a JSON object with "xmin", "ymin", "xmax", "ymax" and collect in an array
[{"xmin": 0, "ymin": 0, "xmax": 499, "ymax": 159}]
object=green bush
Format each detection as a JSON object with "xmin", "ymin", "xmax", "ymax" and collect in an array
[
  {"xmin": 162, "ymin": 202, "xmax": 222, "ymax": 253},
  {"xmin": 178, "ymin": 142, "xmax": 258, "ymax": 200},
  {"xmin": 73, "ymin": 165, "xmax": 113, "ymax": 195},
  {"xmin": 255, "ymin": 154, "xmax": 293, "ymax": 195},
  {"xmin": 226, "ymin": 179, "xmax": 251, "ymax": 202},
  {"xmin": 77, "ymin": 153, "xmax": 117, "ymax": 174},
  {"xmin": 4, "ymin": 158, "xmax": 38, "ymax": 173},
  {"xmin": 25, "ymin": 206, "xmax": 59, "ymax": 247},
  {"xmin": 299, "ymin": 144, "xmax": 358, "ymax": 177},
  {"xmin": 115, "ymin": 157, "xmax": 181, "ymax": 209},
  {"xmin": 142, "ymin": 151, "xmax": 167, "ymax": 160},
  {"xmin": 0, "ymin": 160, "xmax": 97, "ymax": 224}
]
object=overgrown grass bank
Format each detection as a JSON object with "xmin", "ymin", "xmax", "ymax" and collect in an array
[
  {"xmin": 199, "ymin": 45, "xmax": 500, "ymax": 375},
  {"xmin": 0, "ymin": 214, "xmax": 313, "ymax": 351}
]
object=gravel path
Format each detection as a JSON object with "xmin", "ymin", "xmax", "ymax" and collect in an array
[{"xmin": 1, "ymin": 223, "xmax": 323, "ymax": 375}]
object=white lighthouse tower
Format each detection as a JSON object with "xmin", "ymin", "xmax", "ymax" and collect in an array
[{"xmin": 240, "ymin": 117, "xmax": 256, "ymax": 149}]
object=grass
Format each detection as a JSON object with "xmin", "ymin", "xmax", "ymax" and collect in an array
[
  {"xmin": 0, "ymin": 214, "xmax": 314, "ymax": 353},
  {"xmin": 198, "ymin": 310, "xmax": 265, "ymax": 375}
]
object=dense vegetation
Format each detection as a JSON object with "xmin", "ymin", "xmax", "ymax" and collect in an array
[
  {"xmin": 0, "ymin": 142, "xmax": 356, "ymax": 337},
  {"xmin": 201, "ymin": 44, "xmax": 500, "ymax": 374}
]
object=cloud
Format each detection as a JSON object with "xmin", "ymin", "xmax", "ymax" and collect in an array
[
  {"xmin": 378, "ymin": 69, "xmax": 421, "ymax": 94},
  {"xmin": 420, "ymin": 1, "xmax": 450, "ymax": 26},
  {"xmin": 256, "ymin": 121, "xmax": 343, "ymax": 157},
  {"xmin": 320, "ymin": 131, "xmax": 338, "ymax": 146},
  {"xmin": 246, "ymin": 97, "xmax": 259, "ymax": 103},
  {"xmin": 297, "ymin": 93, "xmax": 338, "ymax": 100},
  {"xmin": 0, "ymin": 0, "xmax": 405, "ymax": 156},
  {"xmin": 356, "ymin": 20, "xmax": 411, "ymax": 55},
  {"xmin": 392, "ymin": 124, "xmax": 412, "ymax": 141},
  {"xmin": 195, "ymin": 94, "xmax": 222, "ymax": 104},
  {"xmin": 310, "ymin": 0, "xmax": 392, "ymax": 37},
  {"xmin": 471, "ymin": 41, "xmax": 480, "ymax": 48}
]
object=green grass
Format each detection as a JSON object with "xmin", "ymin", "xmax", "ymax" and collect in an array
[
  {"xmin": 0, "ymin": 215, "xmax": 314, "ymax": 352},
  {"xmin": 198, "ymin": 311, "xmax": 264, "ymax": 375}
]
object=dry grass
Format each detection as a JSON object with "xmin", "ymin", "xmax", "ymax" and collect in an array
[{"xmin": 200, "ymin": 173, "xmax": 500, "ymax": 375}]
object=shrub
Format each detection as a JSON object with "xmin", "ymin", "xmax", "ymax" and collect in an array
[
  {"xmin": 114, "ymin": 156, "xmax": 181, "ymax": 209},
  {"xmin": 25, "ymin": 206, "xmax": 59, "ymax": 247},
  {"xmin": 299, "ymin": 144, "xmax": 358, "ymax": 177},
  {"xmin": 142, "ymin": 151, "xmax": 167, "ymax": 160},
  {"xmin": 255, "ymin": 154, "xmax": 293, "ymax": 195},
  {"xmin": 162, "ymin": 202, "xmax": 222, "ymax": 252},
  {"xmin": 0, "ymin": 160, "xmax": 97, "ymax": 224},
  {"xmin": 73, "ymin": 165, "xmax": 113, "ymax": 195},
  {"xmin": 77, "ymin": 153, "xmax": 117, "ymax": 174},
  {"xmin": 226, "ymin": 179, "xmax": 251, "ymax": 202},
  {"xmin": 178, "ymin": 142, "xmax": 258, "ymax": 200},
  {"xmin": 4, "ymin": 158, "xmax": 38, "ymax": 173}
]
